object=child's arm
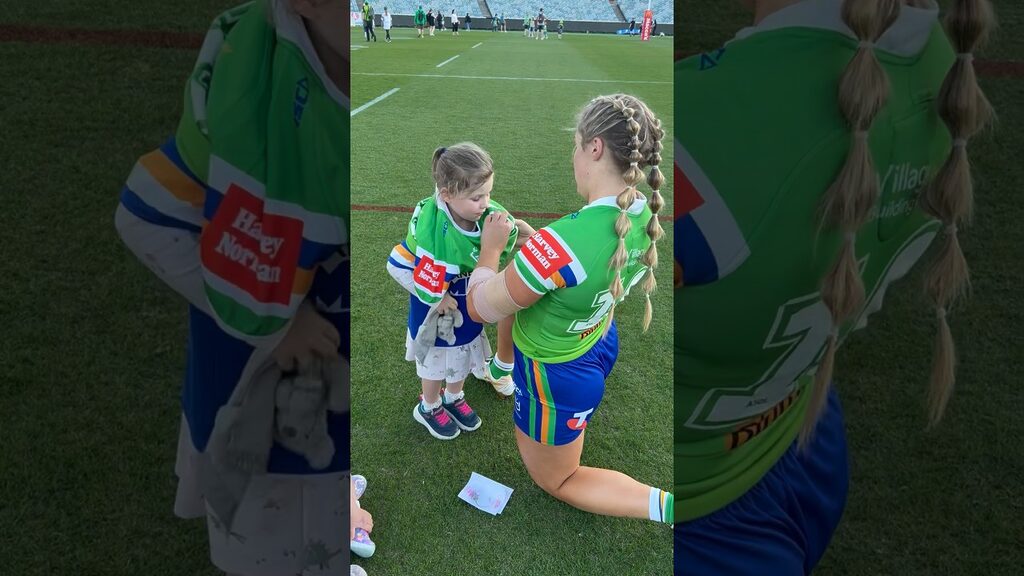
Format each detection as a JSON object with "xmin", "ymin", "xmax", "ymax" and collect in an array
[{"xmin": 386, "ymin": 242, "xmax": 418, "ymax": 295}]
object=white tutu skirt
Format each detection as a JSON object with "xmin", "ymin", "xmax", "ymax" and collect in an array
[
  {"xmin": 173, "ymin": 414, "xmax": 348, "ymax": 576},
  {"xmin": 404, "ymin": 330, "xmax": 492, "ymax": 383}
]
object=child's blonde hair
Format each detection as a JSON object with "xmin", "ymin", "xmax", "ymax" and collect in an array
[
  {"xmin": 432, "ymin": 143, "xmax": 494, "ymax": 198},
  {"xmin": 801, "ymin": 0, "xmax": 995, "ymax": 446},
  {"xmin": 576, "ymin": 94, "xmax": 666, "ymax": 332}
]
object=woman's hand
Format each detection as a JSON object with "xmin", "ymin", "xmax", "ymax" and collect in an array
[
  {"xmin": 514, "ymin": 218, "xmax": 536, "ymax": 248},
  {"xmin": 480, "ymin": 212, "xmax": 514, "ymax": 261},
  {"xmin": 271, "ymin": 300, "xmax": 340, "ymax": 371}
]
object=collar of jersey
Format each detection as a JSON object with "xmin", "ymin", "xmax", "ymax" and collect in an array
[
  {"xmin": 732, "ymin": 0, "xmax": 939, "ymax": 58},
  {"xmin": 581, "ymin": 191, "xmax": 648, "ymax": 215},
  {"xmin": 274, "ymin": 1, "xmax": 348, "ymax": 110},
  {"xmin": 434, "ymin": 190, "xmax": 481, "ymax": 237}
]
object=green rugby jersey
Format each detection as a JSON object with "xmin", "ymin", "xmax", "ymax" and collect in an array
[
  {"xmin": 513, "ymin": 194, "xmax": 653, "ymax": 363},
  {"xmin": 123, "ymin": 1, "xmax": 347, "ymax": 342},
  {"xmin": 675, "ymin": 1, "xmax": 953, "ymax": 521}
]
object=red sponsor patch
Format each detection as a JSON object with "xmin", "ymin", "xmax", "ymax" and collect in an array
[
  {"xmin": 200, "ymin": 183, "xmax": 303, "ymax": 306},
  {"xmin": 566, "ymin": 418, "xmax": 588, "ymax": 430},
  {"xmin": 521, "ymin": 229, "xmax": 570, "ymax": 279},
  {"xmin": 413, "ymin": 254, "xmax": 447, "ymax": 294},
  {"xmin": 676, "ymin": 163, "xmax": 705, "ymax": 218}
]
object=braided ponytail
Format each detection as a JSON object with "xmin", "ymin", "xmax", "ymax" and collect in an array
[
  {"xmin": 576, "ymin": 94, "xmax": 666, "ymax": 334},
  {"xmin": 801, "ymin": 0, "xmax": 902, "ymax": 447},
  {"xmin": 640, "ymin": 118, "xmax": 666, "ymax": 331},
  {"xmin": 920, "ymin": 0, "xmax": 995, "ymax": 425}
]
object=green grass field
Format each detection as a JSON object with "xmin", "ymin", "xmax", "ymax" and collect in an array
[
  {"xmin": 349, "ymin": 27, "xmax": 674, "ymax": 574},
  {"xmin": 0, "ymin": 2, "xmax": 243, "ymax": 575},
  {"xmin": 677, "ymin": 2, "xmax": 1024, "ymax": 575}
]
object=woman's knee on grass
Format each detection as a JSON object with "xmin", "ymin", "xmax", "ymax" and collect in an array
[{"xmin": 527, "ymin": 463, "xmax": 580, "ymax": 499}]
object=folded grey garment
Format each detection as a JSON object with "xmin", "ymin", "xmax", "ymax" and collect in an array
[
  {"xmin": 413, "ymin": 301, "xmax": 442, "ymax": 364},
  {"xmin": 275, "ymin": 357, "xmax": 335, "ymax": 470},
  {"xmin": 201, "ymin": 352, "xmax": 280, "ymax": 529},
  {"xmin": 436, "ymin": 307, "xmax": 463, "ymax": 346},
  {"xmin": 196, "ymin": 451, "xmax": 250, "ymax": 532}
]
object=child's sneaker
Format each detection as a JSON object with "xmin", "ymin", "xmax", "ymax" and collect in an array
[
  {"xmin": 351, "ymin": 527, "xmax": 376, "ymax": 558},
  {"xmin": 442, "ymin": 392, "xmax": 481, "ymax": 432},
  {"xmin": 413, "ymin": 400, "xmax": 460, "ymax": 440},
  {"xmin": 352, "ymin": 474, "xmax": 367, "ymax": 500},
  {"xmin": 480, "ymin": 356, "xmax": 516, "ymax": 397}
]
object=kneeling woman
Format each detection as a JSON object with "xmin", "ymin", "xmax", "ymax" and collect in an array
[{"xmin": 467, "ymin": 94, "xmax": 674, "ymax": 524}]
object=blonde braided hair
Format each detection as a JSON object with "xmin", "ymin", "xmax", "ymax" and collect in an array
[
  {"xmin": 576, "ymin": 94, "xmax": 665, "ymax": 333},
  {"xmin": 920, "ymin": 0, "xmax": 995, "ymax": 425},
  {"xmin": 802, "ymin": 0, "xmax": 902, "ymax": 447},
  {"xmin": 803, "ymin": 0, "xmax": 996, "ymax": 445}
]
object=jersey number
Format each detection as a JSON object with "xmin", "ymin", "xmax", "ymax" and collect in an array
[
  {"xmin": 569, "ymin": 290, "xmax": 613, "ymax": 333},
  {"xmin": 685, "ymin": 225, "xmax": 938, "ymax": 429},
  {"xmin": 567, "ymin": 268, "xmax": 646, "ymax": 334}
]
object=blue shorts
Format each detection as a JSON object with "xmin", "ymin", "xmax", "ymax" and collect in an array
[
  {"xmin": 512, "ymin": 321, "xmax": 619, "ymax": 446},
  {"xmin": 675, "ymin": 389, "xmax": 850, "ymax": 575}
]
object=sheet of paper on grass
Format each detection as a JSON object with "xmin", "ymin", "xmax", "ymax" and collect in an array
[{"xmin": 459, "ymin": 472, "xmax": 513, "ymax": 516}]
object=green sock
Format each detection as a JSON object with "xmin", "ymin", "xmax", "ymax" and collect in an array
[{"xmin": 488, "ymin": 356, "xmax": 513, "ymax": 379}]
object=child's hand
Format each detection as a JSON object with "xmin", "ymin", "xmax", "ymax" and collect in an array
[
  {"xmin": 272, "ymin": 300, "xmax": 339, "ymax": 371},
  {"xmin": 480, "ymin": 212, "xmax": 514, "ymax": 257},
  {"xmin": 514, "ymin": 219, "xmax": 536, "ymax": 247},
  {"xmin": 351, "ymin": 508, "xmax": 374, "ymax": 539},
  {"xmin": 437, "ymin": 293, "xmax": 458, "ymax": 315}
]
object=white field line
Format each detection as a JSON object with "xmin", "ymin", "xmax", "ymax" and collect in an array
[
  {"xmin": 352, "ymin": 72, "xmax": 670, "ymax": 84},
  {"xmin": 436, "ymin": 54, "xmax": 460, "ymax": 68},
  {"xmin": 350, "ymin": 87, "xmax": 400, "ymax": 117}
]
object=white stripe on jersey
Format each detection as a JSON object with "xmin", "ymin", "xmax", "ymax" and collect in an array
[
  {"xmin": 676, "ymin": 139, "xmax": 751, "ymax": 278},
  {"xmin": 126, "ymin": 160, "xmax": 204, "ymax": 227}
]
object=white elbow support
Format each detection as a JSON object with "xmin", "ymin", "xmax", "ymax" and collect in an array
[{"xmin": 469, "ymin": 266, "xmax": 522, "ymax": 323}]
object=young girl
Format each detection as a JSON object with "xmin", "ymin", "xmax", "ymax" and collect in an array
[
  {"xmin": 387, "ymin": 143, "xmax": 520, "ymax": 440},
  {"xmin": 675, "ymin": 0, "xmax": 994, "ymax": 573},
  {"xmin": 466, "ymin": 94, "xmax": 674, "ymax": 525},
  {"xmin": 115, "ymin": 1, "xmax": 348, "ymax": 575},
  {"xmin": 382, "ymin": 8, "xmax": 392, "ymax": 43}
]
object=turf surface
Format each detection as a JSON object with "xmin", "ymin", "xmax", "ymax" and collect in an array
[{"xmin": 350, "ymin": 26, "xmax": 674, "ymax": 575}]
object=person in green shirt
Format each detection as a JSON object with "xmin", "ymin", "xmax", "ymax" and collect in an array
[
  {"xmin": 414, "ymin": 5, "xmax": 426, "ymax": 38},
  {"xmin": 361, "ymin": 1, "xmax": 376, "ymax": 42},
  {"xmin": 467, "ymin": 94, "xmax": 674, "ymax": 524},
  {"xmin": 674, "ymin": 0, "xmax": 994, "ymax": 573}
]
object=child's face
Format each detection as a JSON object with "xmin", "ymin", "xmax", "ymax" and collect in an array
[{"xmin": 442, "ymin": 175, "xmax": 494, "ymax": 224}]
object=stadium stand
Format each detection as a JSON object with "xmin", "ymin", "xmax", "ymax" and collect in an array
[
  {"xmin": 353, "ymin": 1, "xmax": 673, "ymax": 24},
  {"xmin": 614, "ymin": 1, "xmax": 673, "ymax": 23}
]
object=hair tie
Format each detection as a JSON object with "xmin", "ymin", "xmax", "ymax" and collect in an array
[
  {"xmin": 956, "ymin": 53, "xmax": 974, "ymax": 62},
  {"xmin": 945, "ymin": 223, "xmax": 958, "ymax": 235},
  {"xmin": 846, "ymin": 232, "xmax": 856, "ymax": 243},
  {"xmin": 854, "ymin": 130, "xmax": 869, "ymax": 141},
  {"xmin": 630, "ymin": 161, "xmax": 639, "ymax": 168},
  {"xmin": 829, "ymin": 327, "xmax": 840, "ymax": 338},
  {"xmin": 952, "ymin": 138, "xmax": 968, "ymax": 148},
  {"xmin": 936, "ymin": 306, "xmax": 947, "ymax": 319},
  {"xmin": 858, "ymin": 40, "xmax": 875, "ymax": 49}
]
